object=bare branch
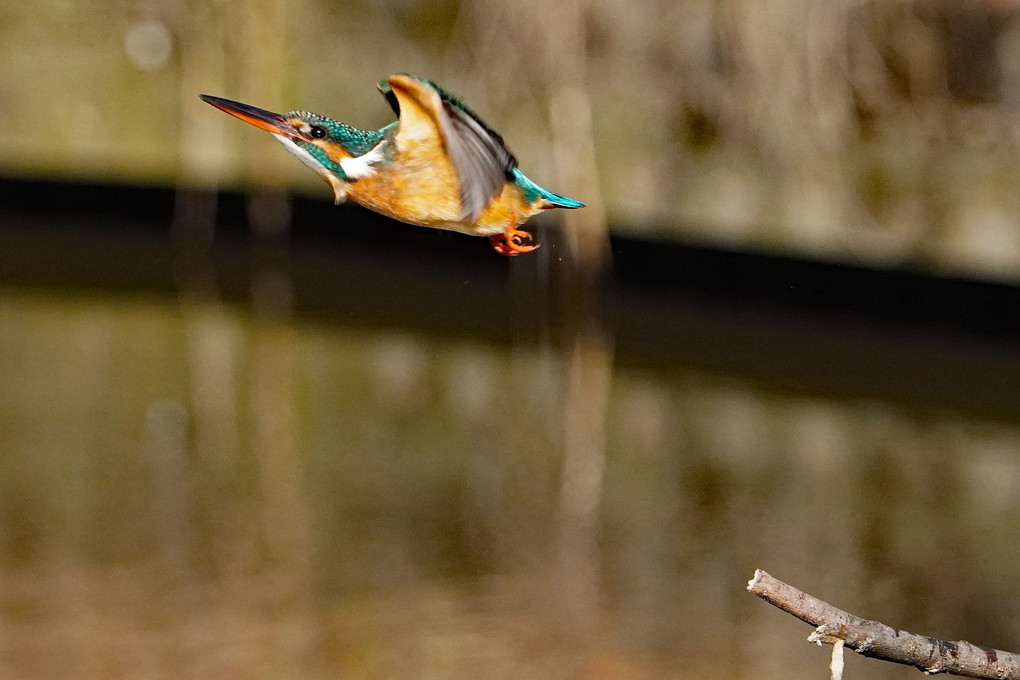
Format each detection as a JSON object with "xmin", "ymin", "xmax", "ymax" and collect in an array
[{"xmin": 747, "ymin": 569, "xmax": 1020, "ymax": 680}]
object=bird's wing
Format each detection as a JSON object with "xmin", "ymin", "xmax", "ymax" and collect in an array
[{"xmin": 381, "ymin": 74, "xmax": 517, "ymax": 223}]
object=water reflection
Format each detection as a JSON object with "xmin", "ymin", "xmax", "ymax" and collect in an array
[{"xmin": 1, "ymin": 282, "xmax": 1019, "ymax": 680}]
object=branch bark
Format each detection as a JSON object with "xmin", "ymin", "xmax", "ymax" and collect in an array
[{"xmin": 747, "ymin": 569, "xmax": 1020, "ymax": 680}]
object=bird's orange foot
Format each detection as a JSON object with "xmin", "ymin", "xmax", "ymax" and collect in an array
[{"xmin": 489, "ymin": 226, "xmax": 539, "ymax": 257}]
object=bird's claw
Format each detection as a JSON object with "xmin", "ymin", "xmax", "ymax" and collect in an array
[{"xmin": 489, "ymin": 228, "xmax": 539, "ymax": 257}]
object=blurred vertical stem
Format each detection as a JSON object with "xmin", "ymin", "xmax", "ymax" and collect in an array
[
  {"xmin": 539, "ymin": 0, "xmax": 614, "ymax": 628},
  {"xmin": 177, "ymin": 2, "xmax": 311, "ymax": 661},
  {"xmin": 239, "ymin": 4, "xmax": 315, "ymax": 666},
  {"xmin": 542, "ymin": 4, "xmax": 608, "ymax": 268},
  {"xmin": 174, "ymin": 0, "xmax": 227, "ymax": 297},
  {"xmin": 173, "ymin": 0, "xmax": 248, "ymax": 574}
]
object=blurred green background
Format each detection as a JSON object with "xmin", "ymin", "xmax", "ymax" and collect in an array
[
  {"xmin": 2, "ymin": 1, "xmax": 1020, "ymax": 679},
  {"xmin": 8, "ymin": 0, "xmax": 1020, "ymax": 275}
]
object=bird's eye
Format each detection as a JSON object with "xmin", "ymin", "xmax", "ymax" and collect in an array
[{"xmin": 309, "ymin": 125, "xmax": 327, "ymax": 139}]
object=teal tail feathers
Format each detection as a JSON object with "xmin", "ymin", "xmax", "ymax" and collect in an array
[
  {"xmin": 511, "ymin": 168, "xmax": 585, "ymax": 209},
  {"xmin": 543, "ymin": 191, "xmax": 585, "ymax": 209}
]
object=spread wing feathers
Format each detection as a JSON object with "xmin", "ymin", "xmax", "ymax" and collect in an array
[{"xmin": 380, "ymin": 74, "xmax": 517, "ymax": 223}]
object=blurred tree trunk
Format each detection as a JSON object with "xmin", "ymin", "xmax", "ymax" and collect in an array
[{"xmin": 536, "ymin": 0, "xmax": 615, "ymax": 639}]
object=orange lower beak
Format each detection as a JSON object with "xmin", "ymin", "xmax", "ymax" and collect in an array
[{"xmin": 199, "ymin": 94, "xmax": 304, "ymax": 139}]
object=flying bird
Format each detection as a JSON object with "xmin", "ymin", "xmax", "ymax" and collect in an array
[{"xmin": 200, "ymin": 74, "xmax": 583, "ymax": 255}]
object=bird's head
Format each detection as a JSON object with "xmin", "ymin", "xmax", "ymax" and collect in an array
[{"xmin": 200, "ymin": 95, "xmax": 385, "ymax": 202}]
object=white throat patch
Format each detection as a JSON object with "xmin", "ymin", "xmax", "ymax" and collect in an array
[{"xmin": 339, "ymin": 141, "xmax": 385, "ymax": 180}]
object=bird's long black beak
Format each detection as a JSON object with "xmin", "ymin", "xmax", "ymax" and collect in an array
[{"xmin": 199, "ymin": 94, "xmax": 304, "ymax": 139}]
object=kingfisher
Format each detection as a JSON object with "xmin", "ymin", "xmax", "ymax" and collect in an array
[{"xmin": 200, "ymin": 74, "xmax": 584, "ymax": 255}]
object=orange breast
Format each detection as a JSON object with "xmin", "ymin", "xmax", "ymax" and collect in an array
[
  {"xmin": 346, "ymin": 133, "xmax": 462, "ymax": 227},
  {"xmin": 343, "ymin": 138, "xmax": 543, "ymax": 237}
]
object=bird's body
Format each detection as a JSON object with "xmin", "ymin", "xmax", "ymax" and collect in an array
[{"xmin": 201, "ymin": 74, "xmax": 583, "ymax": 255}]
